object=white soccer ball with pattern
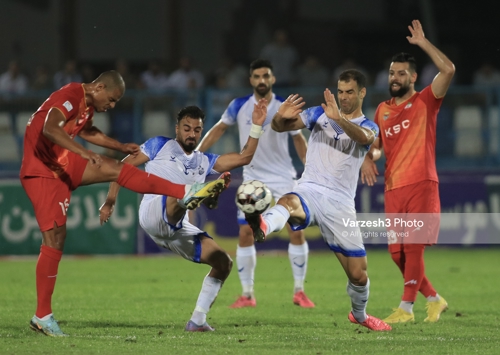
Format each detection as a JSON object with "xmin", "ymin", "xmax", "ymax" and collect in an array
[{"xmin": 235, "ymin": 180, "xmax": 272, "ymax": 215}]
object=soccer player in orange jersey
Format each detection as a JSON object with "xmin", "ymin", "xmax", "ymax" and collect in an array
[
  {"xmin": 21, "ymin": 71, "xmax": 226, "ymax": 336},
  {"xmin": 361, "ymin": 20, "xmax": 455, "ymax": 323}
]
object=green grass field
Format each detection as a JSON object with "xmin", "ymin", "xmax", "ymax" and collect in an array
[{"xmin": 1, "ymin": 248, "xmax": 499, "ymax": 354}]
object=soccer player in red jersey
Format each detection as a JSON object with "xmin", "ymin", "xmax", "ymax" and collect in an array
[
  {"xmin": 21, "ymin": 71, "xmax": 225, "ymax": 336},
  {"xmin": 361, "ymin": 20, "xmax": 455, "ymax": 323}
]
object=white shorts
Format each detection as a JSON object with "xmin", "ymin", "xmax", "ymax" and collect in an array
[
  {"xmin": 139, "ymin": 195, "xmax": 210, "ymax": 263},
  {"xmin": 290, "ymin": 183, "xmax": 366, "ymax": 257},
  {"xmin": 237, "ymin": 179, "xmax": 298, "ymax": 224}
]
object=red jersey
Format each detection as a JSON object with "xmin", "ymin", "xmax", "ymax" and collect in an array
[
  {"xmin": 20, "ymin": 83, "xmax": 94, "ymax": 179},
  {"xmin": 374, "ymin": 85, "xmax": 443, "ymax": 191}
]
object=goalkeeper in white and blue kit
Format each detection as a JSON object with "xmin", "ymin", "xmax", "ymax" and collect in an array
[
  {"xmin": 244, "ymin": 70, "xmax": 392, "ymax": 331},
  {"xmin": 99, "ymin": 103, "xmax": 267, "ymax": 332}
]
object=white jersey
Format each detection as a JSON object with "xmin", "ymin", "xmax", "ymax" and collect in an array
[
  {"xmin": 139, "ymin": 136, "xmax": 220, "ymax": 204},
  {"xmin": 298, "ymin": 106, "xmax": 379, "ymax": 208},
  {"xmin": 220, "ymin": 93, "xmax": 300, "ymax": 184}
]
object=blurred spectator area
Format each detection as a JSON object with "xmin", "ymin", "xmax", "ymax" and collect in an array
[{"xmin": 1, "ymin": 85, "xmax": 500, "ymax": 176}]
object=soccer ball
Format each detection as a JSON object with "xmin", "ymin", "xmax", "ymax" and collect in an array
[{"xmin": 235, "ymin": 180, "xmax": 272, "ymax": 215}]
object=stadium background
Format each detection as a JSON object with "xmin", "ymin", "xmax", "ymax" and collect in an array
[{"xmin": 1, "ymin": 0, "xmax": 499, "ymax": 255}]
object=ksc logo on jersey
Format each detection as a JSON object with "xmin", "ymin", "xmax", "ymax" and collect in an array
[
  {"xmin": 383, "ymin": 112, "xmax": 390, "ymax": 120},
  {"xmin": 384, "ymin": 119, "xmax": 410, "ymax": 137},
  {"xmin": 405, "ymin": 102, "xmax": 413, "ymax": 109}
]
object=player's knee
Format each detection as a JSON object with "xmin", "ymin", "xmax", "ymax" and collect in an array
[
  {"xmin": 209, "ymin": 250, "xmax": 233, "ymax": 279},
  {"xmin": 348, "ymin": 269, "xmax": 368, "ymax": 286}
]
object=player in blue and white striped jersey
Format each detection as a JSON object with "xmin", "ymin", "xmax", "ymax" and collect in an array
[
  {"xmin": 100, "ymin": 103, "xmax": 267, "ymax": 332},
  {"xmin": 244, "ymin": 70, "xmax": 392, "ymax": 331},
  {"xmin": 197, "ymin": 59, "xmax": 314, "ymax": 309}
]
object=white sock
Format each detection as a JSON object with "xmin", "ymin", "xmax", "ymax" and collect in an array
[
  {"xmin": 190, "ymin": 275, "xmax": 222, "ymax": 325},
  {"xmin": 263, "ymin": 204, "xmax": 290, "ymax": 233},
  {"xmin": 236, "ymin": 245, "xmax": 256, "ymax": 298},
  {"xmin": 288, "ymin": 242, "xmax": 309, "ymax": 293},
  {"xmin": 347, "ymin": 279, "xmax": 370, "ymax": 323},
  {"xmin": 38, "ymin": 313, "xmax": 52, "ymax": 321},
  {"xmin": 426, "ymin": 293, "xmax": 440, "ymax": 302},
  {"xmin": 399, "ymin": 301, "xmax": 414, "ymax": 313}
]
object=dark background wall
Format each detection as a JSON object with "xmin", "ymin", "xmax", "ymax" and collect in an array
[{"xmin": 0, "ymin": 0, "xmax": 497, "ymax": 84}]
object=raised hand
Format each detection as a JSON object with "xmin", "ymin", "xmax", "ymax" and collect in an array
[
  {"xmin": 406, "ymin": 19, "xmax": 426, "ymax": 46},
  {"xmin": 252, "ymin": 98, "xmax": 268, "ymax": 126},
  {"xmin": 321, "ymin": 89, "xmax": 341, "ymax": 121},
  {"xmin": 277, "ymin": 94, "xmax": 305, "ymax": 118}
]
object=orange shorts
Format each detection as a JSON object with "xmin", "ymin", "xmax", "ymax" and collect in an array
[
  {"xmin": 385, "ymin": 180, "xmax": 440, "ymax": 252},
  {"xmin": 21, "ymin": 152, "xmax": 88, "ymax": 232}
]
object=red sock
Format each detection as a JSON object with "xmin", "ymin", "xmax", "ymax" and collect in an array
[
  {"xmin": 35, "ymin": 245, "xmax": 63, "ymax": 318},
  {"xmin": 390, "ymin": 249, "xmax": 406, "ymax": 275},
  {"xmin": 419, "ymin": 276, "xmax": 437, "ymax": 298},
  {"xmin": 401, "ymin": 244, "xmax": 426, "ymax": 302},
  {"xmin": 117, "ymin": 163, "xmax": 185, "ymax": 199}
]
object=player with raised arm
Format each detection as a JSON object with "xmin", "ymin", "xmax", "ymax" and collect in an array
[
  {"xmin": 244, "ymin": 70, "xmax": 391, "ymax": 331},
  {"xmin": 197, "ymin": 59, "xmax": 313, "ymax": 309},
  {"xmin": 361, "ymin": 20, "xmax": 455, "ymax": 323},
  {"xmin": 99, "ymin": 102, "xmax": 267, "ymax": 332},
  {"xmin": 22, "ymin": 71, "xmax": 226, "ymax": 337}
]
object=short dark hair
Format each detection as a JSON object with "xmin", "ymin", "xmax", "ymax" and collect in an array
[
  {"xmin": 249, "ymin": 59, "xmax": 273, "ymax": 76},
  {"xmin": 177, "ymin": 106, "xmax": 205, "ymax": 123},
  {"xmin": 391, "ymin": 52, "xmax": 417, "ymax": 73},
  {"xmin": 338, "ymin": 69, "xmax": 367, "ymax": 90}
]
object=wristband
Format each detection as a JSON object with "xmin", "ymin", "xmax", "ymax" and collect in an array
[{"xmin": 249, "ymin": 124, "xmax": 263, "ymax": 138}]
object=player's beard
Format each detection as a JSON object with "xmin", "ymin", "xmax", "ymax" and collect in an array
[
  {"xmin": 254, "ymin": 84, "xmax": 271, "ymax": 97},
  {"xmin": 180, "ymin": 139, "xmax": 196, "ymax": 153},
  {"xmin": 389, "ymin": 81, "xmax": 410, "ymax": 98}
]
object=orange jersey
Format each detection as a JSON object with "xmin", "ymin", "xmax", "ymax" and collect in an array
[
  {"xmin": 20, "ymin": 83, "xmax": 94, "ymax": 179},
  {"xmin": 374, "ymin": 85, "xmax": 443, "ymax": 191}
]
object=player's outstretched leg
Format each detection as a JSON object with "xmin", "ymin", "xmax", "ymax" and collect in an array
[
  {"xmin": 244, "ymin": 214, "xmax": 268, "ymax": 242},
  {"xmin": 30, "ymin": 315, "xmax": 68, "ymax": 337},
  {"xmin": 180, "ymin": 177, "xmax": 227, "ymax": 210},
  {"xmin": 202, "ymin": 172, "xmax": 231, "ymax": 209}
]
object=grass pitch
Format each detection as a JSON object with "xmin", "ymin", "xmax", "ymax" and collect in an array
[{"xmin": 1, "ymin": 247, "xmax": 499, "ymax": 354}]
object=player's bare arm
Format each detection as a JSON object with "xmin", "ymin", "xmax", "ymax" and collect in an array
[
  {"xmin": 322, "ymin": 89, "xmax": 374, "ymax": 145},
  {"xmin": 272, "ymin": 94, "xmax": 306, "ymax": 132},
  {"xmin": 43, "ymin": 107, "xmax": 102, "ymax": 166},
  {"xmin": 292, "ymin": 132, "xmax": 307, "ymax": 165},
  {"xmin": 78, "ymin": 121, "xmax": 140, "ymax": 156},
  {"xmin": 196, "ymin": 121, "xmax": 229, "ymax": 152},
  {"xmin": 360, "ymin": 138, "xmax": 383, "ymax": 186},
  {"xmin": 213, "ymin": 99, "xmax": 267, "ymax": 172},
  {"xmin": 99, "ymin": 152, "xmax": 150, "ymax": 225},
  {"xmin": 407, "ymin": 19, "xmax": 455, "ymax": 98}
]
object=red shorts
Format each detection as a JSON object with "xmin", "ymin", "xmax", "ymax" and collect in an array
[
  {"xmin": 21, "ymin": 152, "xmax": 88, "ymax": 232},
  {"xmin": 385, "ymin": 180, "xmax": 440, "ymax": 252}
]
